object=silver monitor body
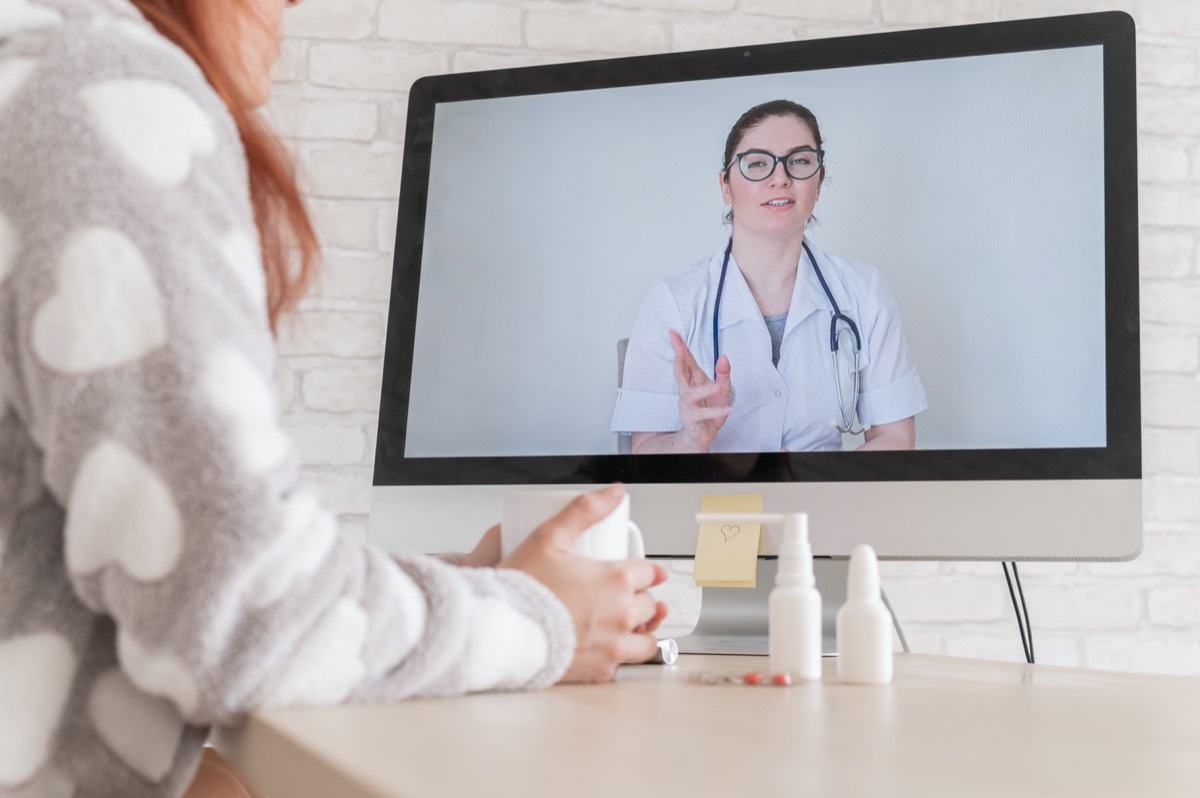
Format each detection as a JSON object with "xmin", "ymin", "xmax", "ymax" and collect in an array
[{"xmin": 369, "ymin": 13, "xmax": 1141, "ymax": 643}]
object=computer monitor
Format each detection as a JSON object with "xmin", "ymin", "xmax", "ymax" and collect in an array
[{"xmin": 369, "ymin": 12, "xmax": 1141, "ymax": 649}]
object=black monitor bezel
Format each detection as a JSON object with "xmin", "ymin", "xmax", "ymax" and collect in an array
[{"xmin": 374, "ymin": 11, "xmax": 1139, "ymax": 487}]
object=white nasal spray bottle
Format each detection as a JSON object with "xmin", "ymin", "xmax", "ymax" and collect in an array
[
  {"xmin": 694, "ymin": 512, "xmax": 821, "ymax": 681},
  {"xmin": 836, "ymin": 544, "xmax": 893, "ymax": 685}
]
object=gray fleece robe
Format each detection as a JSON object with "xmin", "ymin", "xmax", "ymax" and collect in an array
[{"xmin": 0, "ymin": 2, "xmax": 575, "ymax": 796}]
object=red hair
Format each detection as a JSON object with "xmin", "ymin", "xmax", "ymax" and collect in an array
[{"xmin": 129, "ymin": 0, "xmax": 319, "ymax": 331}]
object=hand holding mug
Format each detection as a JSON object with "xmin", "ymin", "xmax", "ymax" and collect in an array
[{"xmin": 499, "ymin": 485, "xmax": 669, "ymax": 683}]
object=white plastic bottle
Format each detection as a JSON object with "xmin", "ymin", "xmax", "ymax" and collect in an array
[
  {"xmin": 836, "ymin": 544, "xmax": 893, "ymax": 685},
  {"xmin": 768, "ymin": 513, "xmax": 822, "ymax": 681}
]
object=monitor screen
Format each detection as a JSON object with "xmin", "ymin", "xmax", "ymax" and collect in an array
[{"xmin": 371, "ymin": 12, "xmax": 1140, "ymax": 562}]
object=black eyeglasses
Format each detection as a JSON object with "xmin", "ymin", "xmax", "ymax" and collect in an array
[{"xmin": 726, "ymin": 147, "xmax": 824, "ymax": 182}]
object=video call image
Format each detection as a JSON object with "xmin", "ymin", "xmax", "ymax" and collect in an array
[{"xmin": 405, "ymin": 46, "xmax": 1107, "ymax": 458}]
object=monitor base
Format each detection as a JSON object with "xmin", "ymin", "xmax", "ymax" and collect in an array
[{"xmin": 675, "ymin": 558, "xmax": 848, "ymax": 657}]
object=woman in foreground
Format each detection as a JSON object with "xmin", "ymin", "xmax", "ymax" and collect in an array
[{"xmin": 0, "ymin": 1, "xmax": 666, "ymax": 796}]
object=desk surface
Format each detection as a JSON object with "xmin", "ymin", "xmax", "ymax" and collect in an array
[{"xmin": 219, "ymin": 653, "xmax": 1200, "ymax": 798}]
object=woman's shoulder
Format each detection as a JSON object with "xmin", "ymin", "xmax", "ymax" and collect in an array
[
  {"xmin": 656, "ymin": 249, "xmax": 722, "ymax": 296},
  {"xmin": 0, "ymin": 1, "xmax": 246, "ymax": 216},
  {"xmin": 809, "ymin": 243, "xmax": 880, "ymax": 279},
  {"xmin": 808, "ymin": 243, "xmax": 901, "ymax": 315},
  {"xmin": 2, "ymin": 1, "xmax": 228, "ymax": 131},
  {"xmin": 809, "ymin": 243, "xmax": 888, "ymax": 292}
]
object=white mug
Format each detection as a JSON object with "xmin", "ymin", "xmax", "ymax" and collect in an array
[{"xmin": 501, "ymin": 490, "xmax": 645, "ymax": 561}]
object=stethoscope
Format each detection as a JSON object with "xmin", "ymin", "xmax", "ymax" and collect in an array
[{"xmin": 712, "ymin": 238, "xmax": 865, "ymax": 435}]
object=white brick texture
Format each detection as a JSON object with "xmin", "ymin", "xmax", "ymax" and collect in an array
[
  {"xmin": 270, "ymin": 0, "xmax": 1200, "ymax": 676},
  {"xmin": 285, "ymin": 0, "xmax": 375, "ymax": 40},
  {"xmin": 1143, "ymin": 429, "xmax": 1200, "ymax": 477},
  {"xmin": 303, "ymin": 148, "xmax": 404, "ymax": 200},
  {"xmin": 1143, "ymin": 332, "xmax": 1200, "ymax": 374},
  {"xmin": 525, "ymin": 9, "xmax": 669, "ymax": 54},
  {"xmin": 379, "ymin": 0, "xmax": 523, "ymax": 47},
  {"xmin": 880, "ymin": 0, "xmax": 994, "ymax": 27},
  {"xmin": 309, "ymin": 44, "xmax": 448, "ymax": 92},
  {"xmin": 671, "ymin": 20, "xmax": 796, "ymax": 52},
  {"xmin": 270, "ymin": 96, "xmax": 379, "ymax": 141},
  {"xmin": 1139, "ymin": 45, "xmax": 1199, "ymax": 88},
  {"xmin": 308, "ymin": 201, "xmax": 377, "ymax": 251},
  {"xmin": 277, "ymin": 310, "xmax": 385, "ymax": 358},
  {"xmin": 303, "ymin": 367, "xmax": 384, "ymax": 413},
  {"xmin": 1141, "ymin": 229, "xmax": 1195, "ymax": 279},
  {"xmin": 1142, "ymin": 281, "xmax": 1200, "ymax": 327},
  {"xmin": 743, "ymin": 0, "xmax": 872, "ymax": 23},
  {"xmin": 285, "ymin": 423, "xmax": 369, "ymax": 466},
  {"xmin": 311, "ymin": 253, "xmax": 395, "ymax": 301},
  {"xmin": 1141, "ymin": 3, "xmax": 1200, "ymax": 38},
  {"xmin": 998, "ymin": 0, "xmax": 1139, "ymax": 23},
  {"xmin": 605, "ymin": 0, "xmax": 737, "ymax": 11}
]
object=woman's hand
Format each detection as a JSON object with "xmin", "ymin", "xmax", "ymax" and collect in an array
[
  {"xmin": 499, "ymin": 484, "xmax": 669, "ymax": 683},
  {"xmin": 668, "ymin": 330, "xmax": 732, "ymax": 452}
]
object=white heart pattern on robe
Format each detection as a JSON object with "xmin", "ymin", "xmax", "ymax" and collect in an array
[
  {"xmin": 89, "ymin": 668, "xmax": 185, "ymax": 783},
  {"xmin": 79, "ymin": 78, "xmax": 217, "ymax": 187},
  {"xmin": 0, "ymin": 632, "xmax": 77, "ymax": 786},
  {"xmin": 217, "ymin": 230, "xmax": 266, "ymax": 311},
  {"xmin": 116, "ymin": 630, "xmax": 200, "ymax": 718},
  {"xmin": 263, "ymin": 599, "xmax": 368, "ymax": 708},
  {"xmin": 65, "ymin": 439, "xmax": 183, "ymax": 583},
  {"xmin": 202, "ymin": 349, "xmax": 291, "ymax": 474},
  {"xmin": 32, "ymin": 226, "xmax": 168, "ymax": 375},
  {"xmin": 245, "ymin": 492, "xmax": 338, "ymax": 609},
  {"xmin": 0, "ymin": 2, "xmax": 63, "ymax": 39}
]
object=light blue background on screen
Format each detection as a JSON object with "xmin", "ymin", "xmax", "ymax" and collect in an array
[{"xmin": 406, "ymin": 46, "xmax": 1106, "ymax": 457}]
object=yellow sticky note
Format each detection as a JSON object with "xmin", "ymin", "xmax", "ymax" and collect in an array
[{"xmin": 693, "ymin": 494, "xmax": 764, "ymax": 588}]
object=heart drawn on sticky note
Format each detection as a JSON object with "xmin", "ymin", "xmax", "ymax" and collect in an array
[{"xmin": 720, "ymin": 524, "xmax": 741, "ymax": 542}]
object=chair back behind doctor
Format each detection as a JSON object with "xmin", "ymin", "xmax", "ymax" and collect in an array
[{"xmin": 616, "ymin": 338, "xmax": 632, "ymax": 454}]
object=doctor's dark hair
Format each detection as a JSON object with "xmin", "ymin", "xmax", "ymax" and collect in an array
[{"xmin": 722, "ymin": 100, "xmax": 825, "ymax": 225}]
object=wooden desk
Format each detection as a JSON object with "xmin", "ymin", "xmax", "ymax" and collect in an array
[{"xmin": 218, "ymin": 654, "xmax": 1200, "ymax": 797}]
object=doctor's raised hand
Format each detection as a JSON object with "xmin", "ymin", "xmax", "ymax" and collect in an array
[{"xmin": 631, "ymin": 331, "xmax": 733, "ymax": 454}]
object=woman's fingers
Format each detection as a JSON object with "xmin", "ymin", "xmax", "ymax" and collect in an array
[
  {"xmin": 609, "ymin": 557, "xmax": 666, "ymax": 594},
  {"xmin": 633, "ymin": 601, "xmax": 670, "ymax": 635},
  {"xmin": 618, "ymin": 632, "xmax": 661, "ymax": 665},
  {"xmin": 628, "ymin": 589, "xmax": 658, "ymax": 629},
  {"xmin": 628, "ymin": 595, "xmax": 667, "ymax": 633}
]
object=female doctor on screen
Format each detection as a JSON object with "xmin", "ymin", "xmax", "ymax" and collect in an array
[{"xmin": 611, "ymin": 100, "xmax": 928, "ymax": 454}]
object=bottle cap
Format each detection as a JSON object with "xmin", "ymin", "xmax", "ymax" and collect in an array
[{"xmin": 847, "ymin": 543, "xmax": 880, "ymax": 599}]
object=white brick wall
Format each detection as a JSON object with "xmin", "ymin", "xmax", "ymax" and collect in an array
[{"xmin": 271, "ymin": 0, "xmax": 1200, "ymax": 676}]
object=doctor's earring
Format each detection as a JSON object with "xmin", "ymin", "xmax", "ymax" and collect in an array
[{"xmin": 722, "ymin": 204, "xmax": 734, "ymax": 225}]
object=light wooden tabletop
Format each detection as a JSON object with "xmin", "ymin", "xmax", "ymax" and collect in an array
[{"xmin": 219, "ymin": 653, "xmax": 1200, "ymax": 798}]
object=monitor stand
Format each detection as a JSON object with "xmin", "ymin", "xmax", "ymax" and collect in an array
[{"xmin": 674, "ymin": 558, "xmax": 848, "ymax": 656}]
